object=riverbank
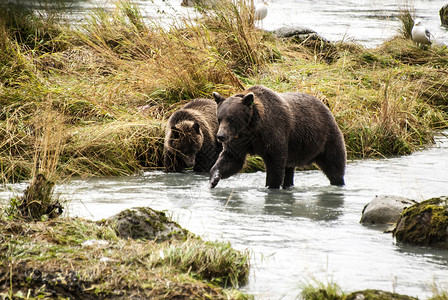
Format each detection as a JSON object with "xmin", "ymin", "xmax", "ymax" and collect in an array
[
  {"xmin": 300, "ymin": 280, "xmax": 448, "ymax": 299},
  {"xmin": 1, "ymin": 210, "xmax": 447, "ymax": 299},
  {"xmin": 0, "ymin": 214, "xmax": 251, "ymax": 299},
  {"xmin": 1, "ymin": 0, "xmax": 448, "ymax": 182}
]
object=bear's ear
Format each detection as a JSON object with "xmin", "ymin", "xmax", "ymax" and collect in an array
[
  {"xmin": 213, "ymin": 92, "xmax": 225, "ymax": 104},
  {"xmin": 242, "ymin": 93, "xmax": 254, "ymax": 106},
  {"xmin": 192, "ymin": 122, "xmax": 200, "ymax": 134}
]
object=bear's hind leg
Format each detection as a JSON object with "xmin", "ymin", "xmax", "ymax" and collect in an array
[{"xmin": 282, "ymin": 167, "xmax": 295, "ymax": 188}]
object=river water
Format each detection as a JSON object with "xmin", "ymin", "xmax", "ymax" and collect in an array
[
  {"xmin": 21, "ymin": 0, "xmax": 448, "ymax": 47},
  {"xmin": 3, "ymin": 133, "xmax": 448, "ymax": 298},
  {"xmin": 95, "ymin": 0, "xmax": 448, "ymax": 47}
]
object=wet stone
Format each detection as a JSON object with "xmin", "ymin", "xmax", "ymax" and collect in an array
[
  {"xmin": 272, "ymin": 26, "xmax": 330, "ymax": 43},
  {"xmin": 346, "ymin": 289, "xmax": 418, "ymax": 300},
  {"xmin": 393, "ymin": 196, "xmax": 448, "ymax": 249},
  {"xmin": 105, "ymin": 207, "xmax": 190, "ymax": 242},
  {"xmin": 440, "ymin": 4, "xmax": 448, "ymax": 26},
  {"xmin": 360, "ymin": 195, "xmax": 417, "ymax": 225}
]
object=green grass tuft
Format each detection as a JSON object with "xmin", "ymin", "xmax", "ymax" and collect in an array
[
  {"xmin": 398, "ymin": 2, "xmax": 415, "ymax": 40},
  {"xmin": 162, "ymin": 238, "xmax": 251, "ymax": 287},
  {"xmin": 300, "ymin": 278, "xmax": 344, "ymax": 300}
]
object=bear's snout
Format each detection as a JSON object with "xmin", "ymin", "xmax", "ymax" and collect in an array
[
  {"xmin": 216, "ymin": 133, "xmax": 227, "ymax": 143},
  {"xmin": 183, "ymin": 155, "xmax": 195, "ymax": 167}
]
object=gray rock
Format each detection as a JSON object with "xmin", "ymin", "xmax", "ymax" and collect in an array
[
  {"xmin": 360, "ymin": 195, "xmax": 417, "ymax": 225},
  {"xmin": 440, "ymin": 4, "xmax": 448, "ymax": 26},
  {"xmin": 272, "ymin": 26, "xmax": 330, "ymax": 43},
  {"xmin": 181, "ymin": 0, "xmax": 193, "ymax": 6},
  {"xmin": 346, "ymin": 289, "xmax": 418, "ymax": 300},
  {"xmin": 106, "ymin": 207, "xmax": 189, "ymax": 241},
  {"xmin": 181, "ymin": 0, "xmax": 217, "ymax": 8}
]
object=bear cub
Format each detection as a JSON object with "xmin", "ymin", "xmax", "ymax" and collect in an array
[
  {"xmin": 164, "ymin": 98, "xmax": 221, "ymax": 173},
  {"xmin": 210, "ymin": 85, "xmax": 346, "ymax": 188}
]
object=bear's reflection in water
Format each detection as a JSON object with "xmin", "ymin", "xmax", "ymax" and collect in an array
[{"xmin": 211, "ymin": 184, "xmax": 344, "ymax": 221}]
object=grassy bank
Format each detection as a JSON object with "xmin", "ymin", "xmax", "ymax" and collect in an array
[
  {"xmin": 300, "ymin": 279, "xmax": 448, "ymax": 300},
  {"xmin": 0, "ymin": 216, "xmax": 250, "ymax": 299},
  {"xmin": 1, "ymin": 0, "xmax": 448, "ymax": 182}
]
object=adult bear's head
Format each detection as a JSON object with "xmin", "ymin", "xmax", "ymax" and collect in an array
[{"xmin": 212, "ymin": 92, "xmax": 255, "ymax": 143}]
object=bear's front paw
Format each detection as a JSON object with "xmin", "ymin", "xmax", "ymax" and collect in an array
[{"xmin": 209, "ymin": 169, "xmax": 222, "ymax": 188}]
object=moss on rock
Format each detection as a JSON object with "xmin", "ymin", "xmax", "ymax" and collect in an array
[
  {"xmin": 346, "ymin": 289, "xmax": 418, "ymax": 300},
  {"xmin": 392, "ymin": 196, "xmax": 448, "ymax": 248},
  {"xmin": 103, "ymin": 207, "xmax": 190, "ymax": 241}
]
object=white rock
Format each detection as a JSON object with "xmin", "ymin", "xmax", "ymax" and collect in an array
[{"xmin": 360, "ymin": 195, "xmax": 417, "ymax": 225}]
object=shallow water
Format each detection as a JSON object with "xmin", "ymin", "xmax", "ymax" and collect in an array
[
  {"xmin": 9, "ymin": 0, "xmax": 448, "ymax": 47},
  {"xmin": 123, "ymin": 0, "xmax": 448, "ymax": 47},
  {"xmin": 3, "ymin": 133, "xmax": 448, "ymax": 298}
]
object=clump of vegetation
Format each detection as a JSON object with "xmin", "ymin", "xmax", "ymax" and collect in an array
[
  {"xmin": 430, "ymin": 283, "xmax": 448, "ymax": 300},
  {"xmin": 300, "ymin": 278, "xmax": 345, "ymax": 300},
  {"xmin": 299, "ymin": 279, "xmax": 448, "ymax": 299},
  {"xmin": 162, "ymin": 239, "xmax": 250, "ymax": 287},
  {"xmin": 346, "ymin": 290, "xmax": 418, "ymax": 300},
  {"xmin": 0, "ymin": 215, "xmax": 250, "ymax": 299},
  {"xmin": 393, "ymin": 196, "xmax": 448, "ymax": 248},
  {"xmin": 5, "ymin": 100, "xmax": 65, "ymax": 220},
  {"xmin": 9, "ymin": 173, "xmax": 62, "ymax": 220},
  {"xmin": 398, "ymin": 2, "xmax": 415, "ymax": 39},
  {"xmin": 0, "ymin": 1, "xmax": 70, "ymax": 54}
]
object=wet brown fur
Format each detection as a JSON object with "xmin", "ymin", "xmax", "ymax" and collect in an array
[
  {"xmin": 164, "ymin": 98, "xmax": 221, "ymax": 173},
  {"xmin": 210, "ymin": 85, "xmax": 346, "ymax": 188}
]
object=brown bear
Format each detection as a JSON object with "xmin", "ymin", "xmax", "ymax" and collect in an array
[
  {"xmin": 210, "ymin": 85, "xmax": 346, "ymax": 189},
  {"xmin": 164, "ymin": 98, "xmax": 221, "ymax": 173}
]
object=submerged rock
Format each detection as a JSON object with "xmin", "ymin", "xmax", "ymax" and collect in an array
[
  {"xmin": 346, "ymin": 289, "xmax": 418, "ymax": 300},
  {"xmin": 393, "ymin": 196, "xmax": 448, "ymax": 249},
  {"xmin": 440, "ymin": 4, "xmax": 448, "ymax": 26},
  {"xmin": 360, "ymin": 195, "xmax": 417, "ymax": 225},
  {"xmin": 105, "ymin": 207, "xmax": 190, "ymax": 241}
]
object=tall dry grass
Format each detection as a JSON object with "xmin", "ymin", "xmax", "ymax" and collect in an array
[
  {"xmin": 257, "ymin": 35, "xmax": 448, "ymax": 158},
  {"xmin": 76, "ymin": 0, "xmax": 274, "ymax": 101},
  {"xmin": 6, "ymin": 98, "xmax": 66, "ymax": 220},
  {"xmin": 61, "ymin": 120, "xmax": 164, "ymax": 177},
  {"xmin": 0, "ymin": 1, "xmax": 71, "ymax": 54},
  {"xmin": 398, "ymin": 1, "xmax": 415, "ymax": 39}
]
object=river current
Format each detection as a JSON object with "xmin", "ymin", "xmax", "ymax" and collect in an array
[
  {"xmin": 2, "ymin": 133, "xmax": 448, "ymax": 298},
  {"xmin": 104, "ymin": 0, "xmax": 448, "ymax": 47},
  {"xmin": 30, "ymin": 0, "xmax": 448, "ymax": 47}
]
